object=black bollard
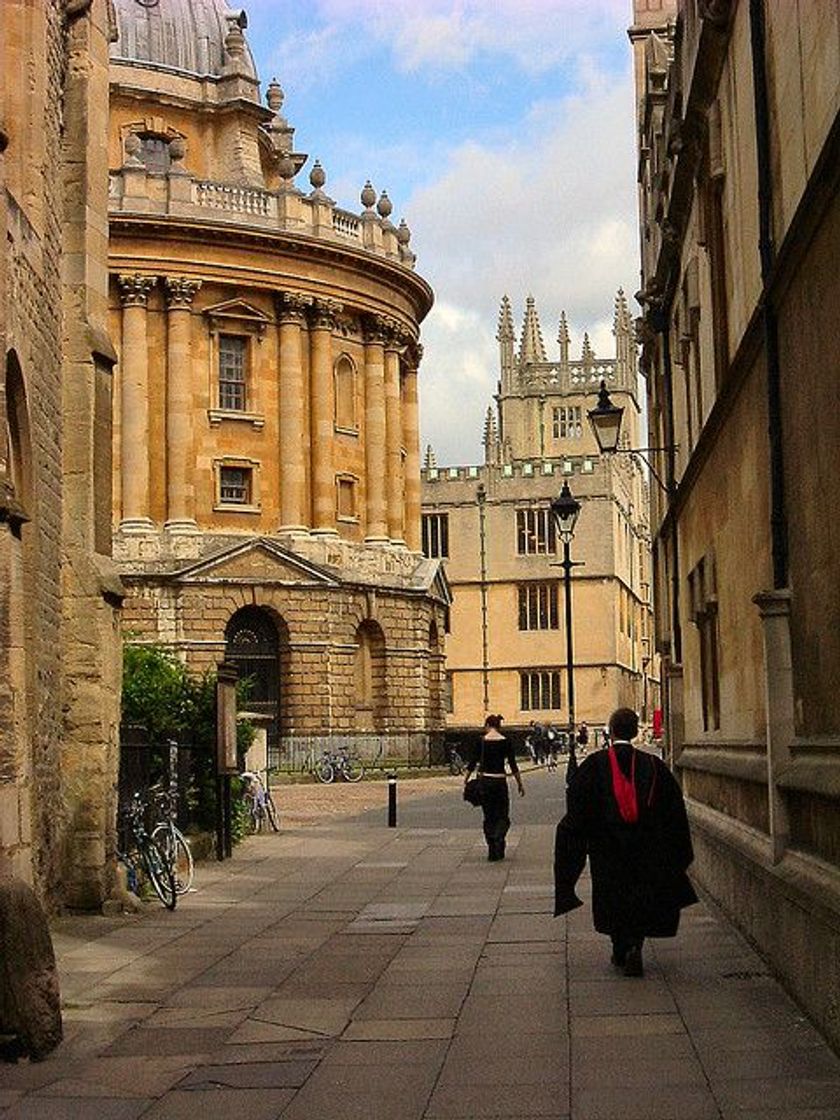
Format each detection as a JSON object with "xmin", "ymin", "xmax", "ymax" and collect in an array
[{"xmin": 387, "ymin": 771, "xmax": 397, "ymax": 827}]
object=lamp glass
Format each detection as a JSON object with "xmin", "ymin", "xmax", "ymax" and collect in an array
[
  {"xmin": 588, "ymin": 381, "xmax": 624, "ymax": 453},
  {"xmin": 550, "ymin": 482, "xmax": 581, "ymax": 543}
]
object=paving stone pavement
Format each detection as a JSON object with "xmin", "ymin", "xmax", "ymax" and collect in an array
[{"xmin": 2, "ymin": 769, "xmax": 840, "ymax": 1119}]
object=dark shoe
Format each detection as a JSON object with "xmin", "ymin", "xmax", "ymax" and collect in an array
[
  {"xmin": 610, "ymin": 949, "xmax": 626, "ymax": 968},
  {"xmin": 623, "ymin": 945, "xmax": 644, "ymax": 977}
]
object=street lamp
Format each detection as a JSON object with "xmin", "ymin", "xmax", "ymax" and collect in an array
[
  {"xmin": 550, "ymin": 481, "xmax": 582, "ymax": 783},
  {"xmin": 587, "ymin": 379, "xmax": 672, "ymax": 491}
]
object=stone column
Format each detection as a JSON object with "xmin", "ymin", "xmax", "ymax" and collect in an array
[
  {"xmin": 277, "ymin": 293, "xmax": 312, "ymax": 533},
  {"xmin": 363, "ymin": 315, "xmax": 388, "ymax": 543},
  {"xmin": 163, "ymin": 277, "xmax": 201, "ymax": 534},
  {"xmin": 753, "ymin": 589, "xmax": 794, "ymax": 864},
  {"xmin": 402, "ymin": 342, "xmax": 422, "ymax": 552},
  {"xmin": 384, "ymin": 324, "xmax": 405, "ymax": 546},
  {"xmin": 117, "ymin": 274, "xmax": 156, "ymax": 531},
  {"xmin": 309, "ymin": 298, "xmax": 342, "ymax": 535}
]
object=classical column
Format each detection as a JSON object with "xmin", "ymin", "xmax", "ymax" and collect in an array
[
  {"xmin": 163, "ymin": 277, "xmax": 201, "ymax": 533},
  {"xmin": 363, "ymin": 315, "xmax": 388, "ymax": 543},
  {"xmin": 117, "ymin": 274, "xmax": 156, "ymax": 531},
  {"xmin": 402, "ymin": 341, "xmax": 422, "ymax": 552},
  {"xmin": 309, "ymin": 298, "xmax": 342, "ymax": 535},
  {"xmin": 277, "ymin": 292, "xmax": 312, "ymax": 533},
  {"xmin": 384, "ymin": 323, "xmax": 405, "ymax": 546}
]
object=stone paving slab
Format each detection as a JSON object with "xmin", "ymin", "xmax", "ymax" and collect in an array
[{"xmin": 5, "ymin": 773, "xmax": 840, "ymax": 1120}]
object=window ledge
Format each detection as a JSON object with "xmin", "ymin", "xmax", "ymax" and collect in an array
[
  {"xmin": 335, "ymin": 425, "xmax": 359, "ymax": 437},
  {"xmin": 213, "ymin": 503, "xmax": 261, "ymax": 514},
  {"xmin": 208, "ymin": 408, "xmax": 265, "ymax": 429}
]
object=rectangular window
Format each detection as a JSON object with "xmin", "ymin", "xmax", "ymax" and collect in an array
[
  {"xmin": 422, "ymin": 512, "xmax": 449, "ymax": 558},
  {"xmin": 219, "ymin": 466, "xmax": 251, "ymax": 505},
  {"xmin": 518, "ymin": 583, "xmax": 559, "ymax": 630},
  {"xmin": 516, "ymin": 508, "xmax": 556, "ymax": 555},
  {"xmin": 689, "ymin": 555, "xmax": 721, "ymax": 732},
  {"xmin": 552, "ymin": 405, "xmax": 582, "ymax": 439},
  {"xmin": 219, "ymin": 334, "xmax": 247, "ymax": 411},
  {"xmin": 519, "ymin": 670, "xmax": 561, "ymax": 711}
]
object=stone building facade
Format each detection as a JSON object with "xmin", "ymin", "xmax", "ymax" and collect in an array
[
  {"xmin": 108, "ymin": 0, "xmax": 447, "ymax": 763},
  {"xmin": 421, "ymin": 295, "xmax": 658, "ymax": 736},
  {"xmin": 1, "ymin": 0, "xmax": 123, "ymax": 911},
  {"xmin": 631, "ymin": 0, "xmax": 840, "ymax": 1047}
]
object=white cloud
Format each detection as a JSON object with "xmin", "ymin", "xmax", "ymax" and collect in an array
[{"xmin": 413, "ymin": 66, "xmax": 640, "ymax": 464}]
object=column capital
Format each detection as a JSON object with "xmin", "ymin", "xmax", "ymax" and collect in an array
[
  {"xmin": 409, "ymin": 341, "xmax": 424, "ymax": 368},
  {"xmin": 309, "ymin": 297, "xmax": 343, "ymax": 330},
  {"xmin": 117, "ymin": 274, "xmax": 156, "ymax": 307},
  {"xmin": 163, "ymin": 277, "xmax": 202, "ymax": 309},
  {"xmin": 363, "ymin": 313, "xmax": 391, "ymax": 345},
  {"xmin": 276, "ymin": 291, "xmax": 313, "ymax": 324}
]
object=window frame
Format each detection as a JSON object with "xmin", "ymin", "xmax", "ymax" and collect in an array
[
  {"xmin": 518, "ymin": 582, "xmax": 559, "ymax": 631},
  {"xmin": 422, "ymin": 511, "xmax": 450, "ymax": 559},
  {"xmin": 213, "ymin": 458, "xmax": 261, "ymax": 513},
  {"xmin": 516, "ymin": 507, "xmax": 556, "ymax": 555},
  {"xmin": 519, "ymin": 669, "xmax": 562, "ymax": 712}
]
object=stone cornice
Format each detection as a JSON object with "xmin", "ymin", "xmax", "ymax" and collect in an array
[{"xmin": 108, "ymin": 214, "xmax": 434, "ymax": 321}]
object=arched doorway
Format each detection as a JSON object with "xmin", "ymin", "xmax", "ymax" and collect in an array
[
  {"xmin": 354, "ymin": 619, "xmax": 386, "ymax": 731},
  {"xmin": 225, "ymin": 607, "xmax": 281, "ymax": 765}
]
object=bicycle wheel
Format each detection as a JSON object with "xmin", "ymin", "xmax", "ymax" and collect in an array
[
  {"xmin": 152, "ymin": 823, "xmax": 194, "ymax": 894},
  {"xmin": 315, "ymin": 759, "xmax": 334, "ymax": 783},
  {"xmin": 264, "ymin": 791, "xmax": 280, "ymax": 832},
  {"xmin": 140, "ymin": 838, "xmax": 177, "ymax": 910},
  {"xmin": 342, "ymin": 756, "xmax": 364, "ymax": 782}
]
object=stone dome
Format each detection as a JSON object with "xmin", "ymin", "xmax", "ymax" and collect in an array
[{"xmin": 110, "ymin": 0, "xmax": 258, "ymax": 82}]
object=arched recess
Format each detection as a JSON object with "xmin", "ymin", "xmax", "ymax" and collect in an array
[
  {"xmin": 334, "ymin": 353, "xmax": 357, "ymax": 431},
  {"xmin": 354, "ymin": 619, "xmax": 386, "ymax": 730},
  {"xmin": 428, "ymin": 618, "xmax": 443, "ymax": 723},
  {"xmin": 224, "ymin": 606, "xmax": 288, "ymax": 767},
  {"xmin": 1, "ymin": 350, "xmax": 35, "ymax": 874}
]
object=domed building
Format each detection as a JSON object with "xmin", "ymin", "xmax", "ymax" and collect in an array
[{"xmin": 108, "ymin": 0, "xmax": 447, "ymax": 765}]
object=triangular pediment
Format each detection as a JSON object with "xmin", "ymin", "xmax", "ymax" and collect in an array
[
  {"xmin": 203, "ymin": 299, "xmax": 271, "ymax": 327},
  {"xmin": 172, "ymin": 538, "xmax": 340, "ymax": 586}
]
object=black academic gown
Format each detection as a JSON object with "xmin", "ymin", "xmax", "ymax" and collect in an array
[{"xmin": 553, "ymin": 743, "xmax": 697, "ymax": 939}]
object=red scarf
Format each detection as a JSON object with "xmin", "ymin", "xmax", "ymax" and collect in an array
[{"xmin": 608, "ymin": 744, "xmax": 638, "ymax": 823}]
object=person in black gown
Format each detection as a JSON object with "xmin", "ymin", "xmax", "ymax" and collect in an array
[
  {"xmin": 553, "ymin": 707, "xmax": 697, "ymax": 976},
  {"xmin": 465, "ymin": 714, "xmax": 525, "ymax": 861}
]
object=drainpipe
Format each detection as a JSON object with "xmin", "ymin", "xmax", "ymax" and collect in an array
[{"xmin": 749, "ymin": 0, "xmax": 788, "ymax": 589}]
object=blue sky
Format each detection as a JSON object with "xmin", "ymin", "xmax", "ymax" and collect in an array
[{"xmin": 242, "ymin": 1, "xmax": 640, "ymax": 465}]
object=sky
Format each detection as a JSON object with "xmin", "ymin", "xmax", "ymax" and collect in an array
[{"xmin": 241, "ymin": 0, "xmax": 640, "ymax": 466}]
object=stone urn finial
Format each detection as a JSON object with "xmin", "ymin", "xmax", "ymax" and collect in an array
[
  {"xmin": 278, "ymin": 151, "xmax": 296, "ymax": 184},
  {"xmin": 396, "ymin": 219, "xmax": 411, "ymax": 245},
  {"xmin": 267, "ymin": 78, "xmax": 284, "ymax": 114},
  {"xmin": 309, "ymin": 160, "xmax": 326, "ymax": 191},
  {"xmin": 123, "ymin": 132, "xmax": 143, "ymax": 167},
  {"xmin": 377, "ymin": 190, "xmax": 393, "ymax": 220},
  {"xmin": 361, "ymin": 181, "xmax": 376, "ymax": 211}
]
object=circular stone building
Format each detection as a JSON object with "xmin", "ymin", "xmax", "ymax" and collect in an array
[{"xmin": 108, "ymin": 0, "xmax": 447, "ymax": 765}]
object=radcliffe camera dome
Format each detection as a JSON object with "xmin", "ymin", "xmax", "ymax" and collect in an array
[{"xmin": 110, "ymin": 0, "xmax": 258, "ymax": 82}]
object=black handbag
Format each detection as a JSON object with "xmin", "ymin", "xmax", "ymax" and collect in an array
[{"xmin": 463, "ymin": 742, "xmax": 486, "ymax": 807}]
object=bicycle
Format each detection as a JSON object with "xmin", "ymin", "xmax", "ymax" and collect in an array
[
  {"xmin": 317, "ymin": 746, "xmax": 365, "ymax": 784},
  {"xmin": 118, "ymin": 791, "xmax": 177, "ymax": 910},
  {"xmin": 447, "ymin": 743, "xmax": 466, "ymax": 775},
  {"xmin": 240, "ymin": 769, "xmax": 280, "ymax": 832},
  {"xmin": 149, "ymin": 783, "xmax": 194, "ymax": 895}
]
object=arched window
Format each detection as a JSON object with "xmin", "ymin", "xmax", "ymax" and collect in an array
[
  {"xmin": 334, "ymin": 354, "xmax": 357, "ymax": 431},
  {"xmin": 225, "ymin": 607, "xmax": 282, "ymax": 759}
]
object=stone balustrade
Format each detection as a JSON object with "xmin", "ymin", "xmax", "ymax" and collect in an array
[{"xmin": 108, "ymin": 167, "xmax": 416, "ymax": 268}]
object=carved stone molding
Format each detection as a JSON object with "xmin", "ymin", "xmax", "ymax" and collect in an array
[
  {"xmin": 276, "ymin": 291, "xmax": 313, "ymax": 324},
  {"xmin": 309, "ymin": 298, "xmax": 343, "ymax": 331},
  {"xmin": 163, "ymin": 277, "xmax": 202, "ymax": 309},
  {"xmin": 117, "ymin": 274, "xmax": 156, "ymax": 307}
]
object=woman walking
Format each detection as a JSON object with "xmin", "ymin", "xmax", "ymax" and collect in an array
[{"xmin": 465, "ymin": 714, "xmax": 525, "ymax": 861}]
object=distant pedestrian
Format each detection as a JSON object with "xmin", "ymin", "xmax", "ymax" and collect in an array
[
  {"xmin": 465, "ymin": 714, "xmax": 525, "ymax": 861},
  {"xmin": 576, "ymin": 721, "xmax": 589, "ymax": 754},
  {"xmin": 553, "ymin": 707, "xmax": 697, "ymax": 976}
]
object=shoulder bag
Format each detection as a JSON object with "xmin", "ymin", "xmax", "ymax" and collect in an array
[{"xmin": 463, "ymin": 741, "xmax": 487, "ymax": 806}]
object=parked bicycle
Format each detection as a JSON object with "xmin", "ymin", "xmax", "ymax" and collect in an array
[
  {"xmin": 240, "ymin": 769, "xmax": 280, "ymax": 832},
  {"xmin": 447, "ymin": 743, "xmax": 466, "ymax": 775},
  {"xmin": 118, "ymin": 791, "xmax": 177, "ymax": 910},
  {"xmin": 149, "ymin": 782, "xmax": 194, "ymax": 895},
  {"xmin": 315, "ymin": 746, "xmax": 365, "ymax": 784}
]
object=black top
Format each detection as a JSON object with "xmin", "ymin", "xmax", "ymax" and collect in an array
[{"xmin": 466, "ymin": 736, "xmax": 520, "ymax": 777}]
